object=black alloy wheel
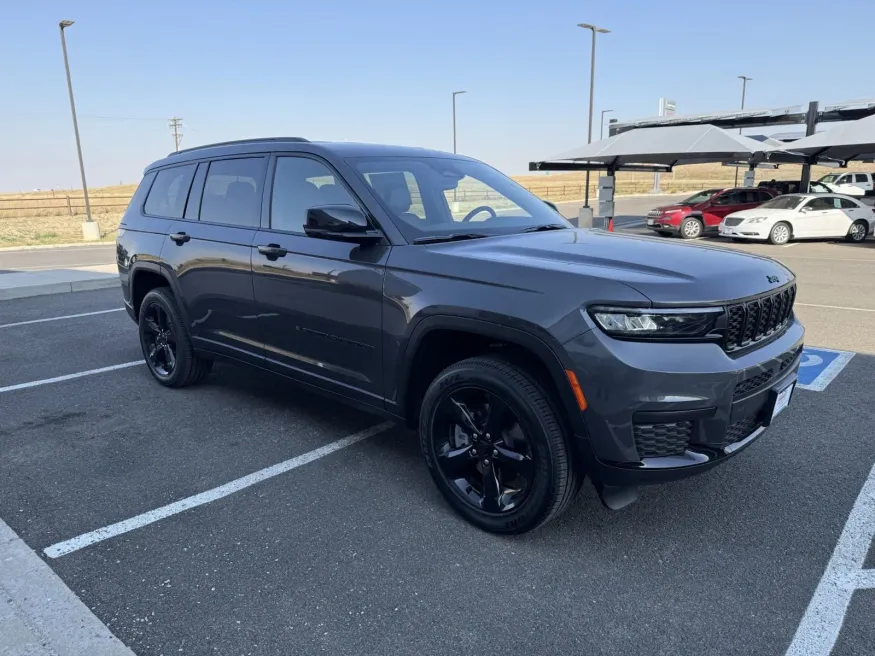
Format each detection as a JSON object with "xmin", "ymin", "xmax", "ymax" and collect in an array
[
  {"xmin": 432, "ymin": 387, "xmax": 534, "ymax": 513},
  {"xmin": 137, "ymin": 287, "xmax": 212, "ymax": 388},
  {"xmin": 420, "ymin": 356, "xmax": 581, "ymax": 534},
  {"xmin": 142, "ymin": 301, "xmax": 177, "ymax": 378}
]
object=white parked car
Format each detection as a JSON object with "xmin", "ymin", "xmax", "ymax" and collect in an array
[
  {"xmin": 818, "ymin": 172, "xmax": 875, "ymax": 197},
  {"xmin": 718, "ymin": 193, "xmax": 874, "ymax": 245}
]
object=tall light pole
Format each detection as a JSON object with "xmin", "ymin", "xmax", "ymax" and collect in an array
[
  {"xmin": 59, "ymin": 19, "xmax": 93, "ymax": 223},
  {"xmin": 600, "ymin": 109, "xmax": 614, "ymax": 140},
  {"xmin": 452, "ymin": 90, "xmax": 466, "ymax": 154},
  {"xmin": 578, "ymin": 23, "xmax": 610, "ymax": 208},
  {"xmin": 734, "ymin": 75, "xmax": 752, "ymax": 186}
]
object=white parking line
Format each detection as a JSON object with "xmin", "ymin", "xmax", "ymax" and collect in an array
[
  {"xmin": 796, "ymin": 303, "xmax": 875, "ymax": 314},
  {"xmin": 0, "ymin": 361, "xmax": 144, "ymax": 394},
  {"xmin": 44, "ymin": 421, "xmax": 395, "ymax": 558},
  {"xmin": 0, "ymin": 307, "xmax": 125, "ymax": 329},
  {"xmin": 785, "ymin": 461, "xmax": 875, "ymax": 655}
]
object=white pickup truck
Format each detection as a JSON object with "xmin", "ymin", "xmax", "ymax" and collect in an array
[{"xmin": 818, "ymin": 172, "xmax": 875, "ymax": 197}]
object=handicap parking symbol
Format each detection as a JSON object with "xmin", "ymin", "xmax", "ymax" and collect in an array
[{"xmin": 796, "ymin": 346, "xmax": 855, "ymax": 391}]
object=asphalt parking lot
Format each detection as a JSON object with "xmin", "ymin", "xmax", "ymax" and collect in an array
[{"xmin": 1, "ymin": 226, "xmax": 874, "ymax": 655}]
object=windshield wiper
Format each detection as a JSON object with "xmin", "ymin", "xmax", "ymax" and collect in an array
[
  {"xmin": 413, "ymin": 233, "xmax": 490, "ymax": 245},
  {"xmin": 519, "ymin": 224, "xmax": 568, "ymax": 233}
]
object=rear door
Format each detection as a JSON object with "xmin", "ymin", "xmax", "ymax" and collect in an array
[{"xmin": 161, "ymin": 156, "xmax": 267, "ymax": 365}]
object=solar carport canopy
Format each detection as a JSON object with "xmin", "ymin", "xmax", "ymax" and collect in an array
[
  {"xmin": 530, "ymin": 124, "xmax": 773, "ymax": 171},
  {"xmin": 765, "ymin": 113, "xmax": 875, "ymax": 161}
]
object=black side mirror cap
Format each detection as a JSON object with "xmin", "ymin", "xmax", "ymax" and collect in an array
[{"xmin": 304, "ymin": 205, "xmax": 383, "ymax": 245}]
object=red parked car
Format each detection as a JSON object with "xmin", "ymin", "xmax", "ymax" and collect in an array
[{"xmin": 645, "ymin": 187, "xmax": 777, "ymax": 239}]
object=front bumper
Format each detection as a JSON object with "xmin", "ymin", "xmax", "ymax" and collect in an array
[
  {"xmin": 564, "ymin": 317, "xmax": 804, "ymax": 486},
  {"xmin": 719, "ymin": 224, "xmax": 768, "ymax": 240},
  {"xmin": 645, "ymin": 217, "xmax": 681, "ymax": 233}
]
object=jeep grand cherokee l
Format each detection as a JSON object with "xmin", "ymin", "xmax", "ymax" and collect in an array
[
  {"xmin": 646, "ymin": 187, "xmax": 776, "ymax": 238},
  {"xmin": 117, "ymin": 138, "xmax": 804, "ymax": 534}
]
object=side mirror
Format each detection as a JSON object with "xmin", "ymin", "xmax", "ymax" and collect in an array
[
  {"xmin": 543, "ymin": 200, "xmax": 559, "ymax": 212},
  {"xmin": 305, "ymin": 205, "xmax": 382, "ymax": 245}
]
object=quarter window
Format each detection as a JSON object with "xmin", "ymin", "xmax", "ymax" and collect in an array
[
  {"xmin": 144, "ymin": 165, "xmax": 196, "ymax": 218},
  {"xmin": 200, "ymin": 158, "xmax": 266, "ymax": 227},
  {"xmin": 271, "ymin": 157, "xmax": 358, "ymax": 233}
]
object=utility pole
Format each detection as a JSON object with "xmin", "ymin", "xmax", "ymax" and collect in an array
[
  {"xmin": 169, "ymin": 117, "xmax": 183, "ymax": 152},
  {"xmin": 734, "ymin": 76, "xmax": 752, "ymax": 186}
]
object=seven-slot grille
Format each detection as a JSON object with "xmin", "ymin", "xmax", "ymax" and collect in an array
[
  {"xmin": 723, "ymin": 217, "xmax": 744, "ymax": 227},
  {"xmin": 724, "ymin": 284, "xmax": 796, "ymax": 352},
  {"xmin": 647, "ymin": 209, "xmax": 662, "ymax": 218}
]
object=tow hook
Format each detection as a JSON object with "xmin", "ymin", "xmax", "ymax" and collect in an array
[{"xmin": 595, "ymin": 483, "xmax": 639, "ymax": 510}]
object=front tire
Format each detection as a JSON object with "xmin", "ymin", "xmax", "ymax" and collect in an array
[
  {"xmin": 847, "ymin": 220, "xmax": 869, "ymax": 243},
  {"xmin": 768, "ymin": 222, "xmax": 792, "ymax": 245},
  {"xmin": 138, "ymin": 287, "xmax": 212, "ymax": 388},
  {"xmin": 419, "ymin": 356, "xmax": 581, "ymax": 534},
  {"xmin": 679, "ymin": 218, "xmax": 703, "ymax": 239}
]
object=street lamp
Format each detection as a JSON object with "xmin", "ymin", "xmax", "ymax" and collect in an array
[
  {"xmin": 578, "ymin": 23, "xmax": 610, "ymax": 208},
  {"xmin": 600, "ymin": 109, "xmax": 614, "ymax": 140},
  {"xmin": 59, "ymin": 19, "xmax": 93, "ymax": 226},
  {"xmin": 734, "ymin": 75, "xmax": 752, "ymax": 186},
  {"xmin": 452, "ymin": 90, "xmax": 466, "ymax": 154}
]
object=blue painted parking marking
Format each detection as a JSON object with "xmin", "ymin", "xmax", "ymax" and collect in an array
[{"xmin": 796, "ymin": 347, "xmax": 855, "ymax": 392}]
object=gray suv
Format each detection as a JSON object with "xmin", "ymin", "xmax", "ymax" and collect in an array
[{"xmin": 117, "ymin": 137, "xmax": 804, "ymax": 534}]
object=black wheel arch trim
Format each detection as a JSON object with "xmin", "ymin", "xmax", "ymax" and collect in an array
[
  {"xmin": 395, "ymin": 314, "xmax": 588, "ymax": 437},
  {"xmin": 128, "ymin": 260, "xmax": 193, "ymax": 330}
]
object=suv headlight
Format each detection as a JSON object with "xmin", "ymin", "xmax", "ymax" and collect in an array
[{"xmin": 588, "ymin": 306, "xmax": 722, "ymax": 339}]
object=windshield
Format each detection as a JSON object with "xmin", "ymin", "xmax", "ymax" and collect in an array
[
  {"xmin": 679, "ymin": 189, "xmax": 722, "ymax": 205},
  {"xmin": 348, "ymin": 156, "xmax": 570, "ymax": 242},
  {"xmin": 760, "ymin": 195, "xmax": 805, "ymax": 210},
  {"xmin": 819, "ymin": 174, "xmax": 840, "ymax": 184}
]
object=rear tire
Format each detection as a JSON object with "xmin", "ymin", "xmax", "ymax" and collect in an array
[
  {"xmin": 846, "ymin": 220, "xmax": 869, "ymax": 243},
  {"xmin": 768, "ymin": 222, "xmax": 792, "ymax": 245},
  {"xmin": 138, "ymin": 287, "xmax": 213, "ymax": 388},
  {"xmin": 419, "ymin": 356, "xmax": 581, "ymax": 534},
  {"xmin": 679, "ymin": 218, "xmax": 703, "ymax": 239}
]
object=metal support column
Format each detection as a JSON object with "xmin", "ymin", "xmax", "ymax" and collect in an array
[{"xmin": 799, "ymin": 101, "xmax": 819, "ymax": 192}]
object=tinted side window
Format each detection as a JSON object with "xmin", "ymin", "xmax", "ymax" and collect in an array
[
  {"xmin": 200, "ymin": 158, "xmax": 266, "ymax": 227},
  {"xmin": 757, "ymin": 190, "xmax": 774, "ymax": 202},
  {"xmin": 855, "ymin": 173, "xmax": 868, "ymax": 183},
  {"xmin": 805, "ymin": 197, "xmax": 834, "ymax": 211},
  {"xmin": 271, "ymin": 157, "xmax": 357, "ymax": 233},
  {"xmin": 144, "ymin": 165, "xmax": 196, "ymax": 218},
  {"xmin": 839, "ymin": 198, "xmax": 859, "ymax": 209}
]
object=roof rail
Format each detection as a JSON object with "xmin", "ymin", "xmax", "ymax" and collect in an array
[{"xmin": 169, "ymin": 137, "xmax": 309, "ymax": 157}]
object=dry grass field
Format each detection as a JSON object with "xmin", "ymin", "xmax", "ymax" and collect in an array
[{"xmin": 2, "ymin": 163, "xmax": 873, "ymax": 247}]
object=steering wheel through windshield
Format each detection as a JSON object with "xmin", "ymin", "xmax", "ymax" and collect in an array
[{"xmin": 461, "ymin": 205, "xmax": 498, "ymax": 222}]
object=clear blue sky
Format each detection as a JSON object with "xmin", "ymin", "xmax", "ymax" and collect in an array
[{"xmin": 2, "ymin": 0, "xmax": 873, "ymax": 192}]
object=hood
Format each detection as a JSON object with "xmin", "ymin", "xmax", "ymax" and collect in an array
[
  {"xmin": 725, "ymin": 208, "xmax": 792, "ymax": 219},
  {"xmin": 653, "ymin": 203, "xmax": 692, "ymax": 213},
  {"xmin": 440, "ymin": 229, "xmax": 795, "ymax": 305}
]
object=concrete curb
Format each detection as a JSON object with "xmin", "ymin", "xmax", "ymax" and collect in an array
[
  {"xmin": 0, "ymin": 241, "xmax": 115, "ymax": 252},
  {"xmin": 0, "ymin": 519, "xmax": 135, "ymax": 656},
  {"xmin": 0, "ymin": 278, "xmax": 119, "ymax": 301}
]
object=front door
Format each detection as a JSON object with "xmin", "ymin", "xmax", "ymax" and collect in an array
[
  {"xmin": 251, "ymin": 155, "xmax": 388, "ymax": 407},
  {"xmin": 161, "ymin": 156, "xmax": 267, "ymax": 365},
  {"xmin": 796, "ymin": 196, "xmax": 841, "ymax": 238}
]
